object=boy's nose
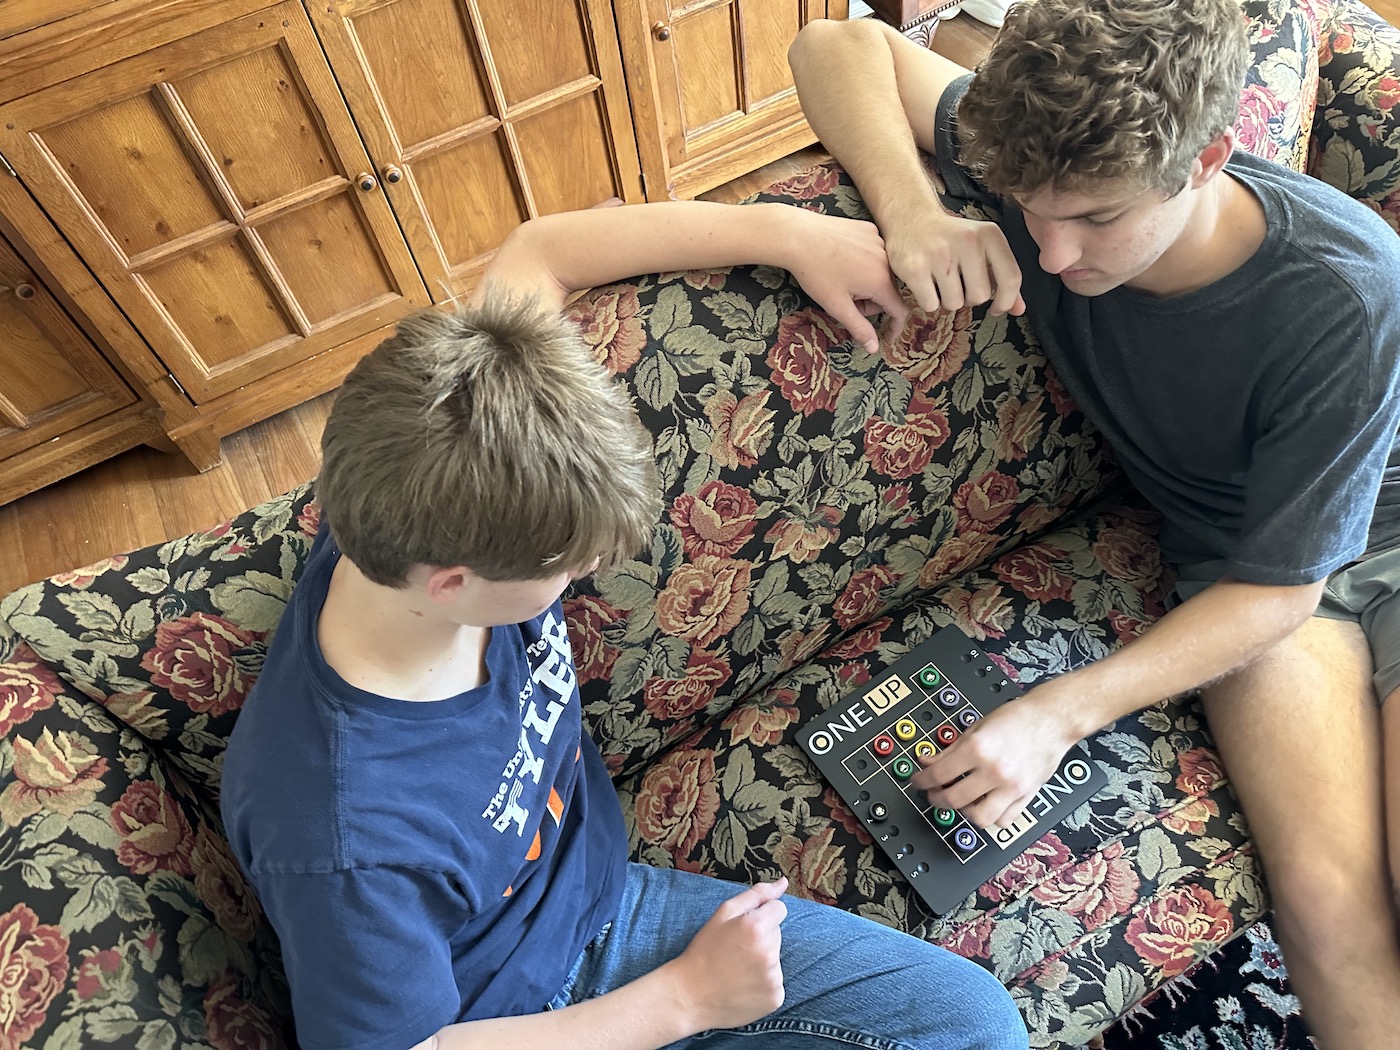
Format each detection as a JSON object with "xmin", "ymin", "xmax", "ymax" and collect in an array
[{"xmin": 1034, "ymin": 222, "xmax": 1081, "ymax": 276}]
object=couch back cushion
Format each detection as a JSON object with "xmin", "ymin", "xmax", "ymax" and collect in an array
[
  {"xmin": 562, "ymin": 180, "xmax": 1123, "ymax": 780},
  {"xmin": 0, "ymin": 486, "xmax": 319, "ymax": 799},
  {"xmin": 1307, "ymin": 0, "xmax": 1400, "ymax": 232}
]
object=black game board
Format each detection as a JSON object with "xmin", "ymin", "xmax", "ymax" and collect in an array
[{"xmin": 797, "ymin": 625, "xmax": 1107, "ymax": 913}]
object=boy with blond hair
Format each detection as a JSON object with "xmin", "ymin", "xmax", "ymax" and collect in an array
[
  {"xmin": 220, "ymin": 200, "xmax": 1029, "ymax": 1050},
  {"xmin": 790, "ymin": 0, "xmax": 1400, "ymax": 1044}
]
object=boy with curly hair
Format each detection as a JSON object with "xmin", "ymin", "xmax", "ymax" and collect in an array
[
  {"xmin": 791, "ymin": 0, "xmax": 1400, "ymax": 1044},
  {"xmin": 220, "ymin": 199, "xmax": 1029, "ymax": 1050}
]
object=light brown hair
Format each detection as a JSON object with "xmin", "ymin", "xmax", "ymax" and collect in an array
[
  {"xmin": 957, "ymin": 0, "xmax": 1250, "ymax": 198},
  {"xmin": 317, "ymin": 294, "xmax": 661, "ymax": 586}
]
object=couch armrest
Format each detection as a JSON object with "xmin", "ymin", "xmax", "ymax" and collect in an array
[{"xmin": 1308, "ymin": 0, "xmax": 1400, "ymax": 230}]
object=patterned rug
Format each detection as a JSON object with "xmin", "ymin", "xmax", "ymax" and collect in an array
[{"xmin": 1102, "ymin": 918, "xmax": 1316, "ymax": 1049}]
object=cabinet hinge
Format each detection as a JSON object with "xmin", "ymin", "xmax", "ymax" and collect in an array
[
  {"xmin": 165, "ymin": 372, "xmax": 190, "ymax": 399},
  {"xmin": 641, "ymin": 172, "xmax": 651, "ymax": 200},
  {"xmin": 0, "ymin": 151, "xmax": 16, "ymax": 178}
]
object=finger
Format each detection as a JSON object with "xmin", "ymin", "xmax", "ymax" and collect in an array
[
  {"xmin": 717, "ymin": 877, "xmax": 788, "ymax": 919},
  {"xmin": 901, "ymin": 271, "xmax": 941, "ymax": 314},
  {"xmin": 989, "ymin": 795, "xmax": 1034, "ymax": 834},
  {"xmin": 957, "ymin": 261, "xmax": 993, "ymax": 310},
  {"xmin": 932, "ymin": 768, "xmax": 993, "ymax": 812},
  {"xmin": 1010, "ymin": 293, "xmax": 1027, "ymax": 316},
  {"xmin": 755, "ymin": 898, "xmax": 789, "ymax": 927},
  {"xmin": 911, "ymin": 744, "xmax": 972, "ymax": 791},
  {"xmin": 932, "ymin": 270, "xmax": 965, "ymax": 312},
  {"xmin": 986, "ymin": 244, "xmax": 1024, "ymax": 317},
  {"xmin": 824, "ymin": 300, "xmax": 880, "ymax": 353},
  {"xmin": 961, "ymin": 787, "xmax": 1022, "ymax": 829},
  {"xmin": 864, "ymin": 272, "xmax": 911, "ymax": 335}
]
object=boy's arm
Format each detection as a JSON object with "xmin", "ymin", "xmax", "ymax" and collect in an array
[
  {"xmin": 911, "ymin": 577, "xmax": 1324, "ymax": 827},
  {"xmin": 788, "ymin": 18, "xmax": 1023, "ymax": 316},
  {"xmin": 406, "ymin": 879, "xmax": 789, "ymax": 1050},
  {"xmin": 475, "ymin": 200, "xmax": 907, "ymax": 352}
]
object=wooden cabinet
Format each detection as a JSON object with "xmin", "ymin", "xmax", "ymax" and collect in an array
[
  {"xmin": 617, "ymin": 0, "xmax": 848, "ymax": 200},
  {"xmin": 310, "ymin": 0, "xmax": 643, "ymax": 296},
  {"xmin": 0, "ymin": 2, "xmax": 431, "ymax": 404},
  {"xmin": 0, "ymin": 0, "xmax": 843, "ymax": 503},
  {"xmin": 0, "ymin": 231, "xmax": 166, "ymax": 504}
]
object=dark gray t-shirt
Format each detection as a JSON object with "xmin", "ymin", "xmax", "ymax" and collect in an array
[{"xmin": 934, "ymin": 76, "xmax": 1400, "ymax": 584}]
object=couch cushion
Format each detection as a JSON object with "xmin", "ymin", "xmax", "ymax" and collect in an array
[
  {"xmin": 614, "ymin": 496, "xmax": 1262, "ymax": 1048},
  {"xmin": 1239, "ymin": 0, "xmax": 1323, "ymax": 172},
  {"xmin": 0, "ymin": 654, "xmax": 292, "ymax": 1048},
  {"xmin": 0, "ymin": 485, "xmax": 319, "ymax": 800},
  {"xmin": 1308, "ymin": 0, "xmax": 1400, "ymax": 231}
]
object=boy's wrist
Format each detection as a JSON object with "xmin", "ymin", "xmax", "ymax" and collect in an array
[
  {"xmin": 645, "ymin": 958, "xmax": 707, "ymax": 1041},
  {"xmin": 748, "ymin": 202, "xmax": 805, "ymax": 273}
]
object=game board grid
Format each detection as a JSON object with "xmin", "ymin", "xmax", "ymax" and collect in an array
[{"xmin": 838, "ymin": 675, "xmax": 994, "ymax": 866}]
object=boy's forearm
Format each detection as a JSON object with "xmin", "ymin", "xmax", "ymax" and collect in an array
[
  {"xmin": 1039, "ymin": 577, "xmax": 1325, "ymax": 738},
  {"xmin": 482, "ymin": 200, "xmax": 826, "ymax": 309},
  {"xmin": 788, "ymin": 19, "xmax": 951, "ymax": 233},
  {"xmin": 413, "ymin": 960, "xmax": 696, "ymax": 1050}
]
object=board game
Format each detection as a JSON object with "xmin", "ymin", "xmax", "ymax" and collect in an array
[{"xmin": 796, "ymin": 625, "xmax": 1107, "ymax": 913}]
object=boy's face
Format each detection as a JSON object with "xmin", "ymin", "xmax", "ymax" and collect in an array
[{"xmin": 1015, "ymin": 177, "xmax": 1197, "ymax": 298}]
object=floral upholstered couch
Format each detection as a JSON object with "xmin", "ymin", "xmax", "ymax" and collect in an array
[{"xmin": 2, "ymin": 1, "xmax": 1397, "ymax": 1047}]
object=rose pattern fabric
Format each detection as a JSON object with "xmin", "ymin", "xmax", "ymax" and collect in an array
[
  {"xmin": 0, "ymin": 499, "xmax": 305, "ymax": 1049},
  {"xmin": 0, "ymin": 4, "xmax": 1393, "ymax": 1047}
]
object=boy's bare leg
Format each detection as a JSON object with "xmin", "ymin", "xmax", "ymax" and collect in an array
[
  {"xmin": 1199, "ymin": 616, "xmax": 1400, "ymax": 1046},
  {"xmin": 1386, "ymin": 692, "xmax": 1400, "ymax": 906}
]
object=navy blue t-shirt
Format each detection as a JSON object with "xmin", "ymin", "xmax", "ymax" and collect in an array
[
  {"xmin": 934, "ymin": 75, "xmax": 1400, "ymax": 584},
  {"xmin": 221, "ymin": 527, "xmax": 626, "ymax": 1050}
]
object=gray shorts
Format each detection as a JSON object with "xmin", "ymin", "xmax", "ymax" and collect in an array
[{"xmin": 1169, "ymin": 546, "xmax": 1400, "ymax": 703}]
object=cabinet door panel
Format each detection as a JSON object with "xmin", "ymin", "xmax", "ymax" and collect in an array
[
  {"xmin": 41, "ymin": 93, "xmax": 228, "ymax": 259},
  {"xmin": 140, "ymin": 237, "xmax": 297, "ymax": 369},
  {"xmin": 743, "ymin": 1, "xmax": 804, "ymax": 104},
  {"xmin": 414, "ymin": 136, "xmax": 526, "ymax": 267},
  {"xmin": 0, "ymin": 238, "xmax": 135, "ymax": 463},
  {"xmin": 0, "ymin": 2, "xmax": 430, "ymax": 403},
  {"xmin": 515, "ymin": 94, "xmax": 636, "ymax": 215},
  {"xmin": 620, "ymin": 0, "xmax": 845, "ymax": 199},
  {"xmin": 675, "ymin": 4, "xmax": 742, "ymax": 132},
  {"xmin": 313, "ymin": 0, "xmax": 645, "ymax": 297},
  {"xmin": 476, "ymin": 0, "xmax": 598, "ymax": 107},
  {"xmin": 347, "ymin": 0, "xmax": 496, "ymax": 144}
]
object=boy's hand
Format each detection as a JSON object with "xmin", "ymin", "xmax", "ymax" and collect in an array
[
  {"xmin": 886, "ymin": 207, "xmax": 1025, "ymax": 318},
  {"xmin": 667, "ymin": 878, "xmax": 788, "ymax": 1031},
  {"xmin": 780, "ymin": 210, "xmax": 910, "ymax": 353},
  {"xmin": 910, "ymin": 690, "xmax": 1078, "ymax": 829}
]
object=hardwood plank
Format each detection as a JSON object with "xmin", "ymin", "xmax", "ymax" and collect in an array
[{"xmin": 1371, "ymin": 0, "xmax": 1400, "ymax": 27}]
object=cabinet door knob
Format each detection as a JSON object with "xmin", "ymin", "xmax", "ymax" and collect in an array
[
  {"xmin": 14, "ymin": 283, "xmax": 34, "ymax": 300},
  {"xmin": 356, "ymin": 172, "xmax": 378, "ymax": 192},
  {"xmin": 652, "ymin": 20, "xmax": 671, "ymax": 41},
  {"xmin": 383, "ymin": 164, "xmax": 403, "ymax": 184}
]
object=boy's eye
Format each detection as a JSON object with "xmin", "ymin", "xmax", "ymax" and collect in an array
[{"xmin": 1085, "ymin": 214, "xmax": 1122, "ymax": 227}]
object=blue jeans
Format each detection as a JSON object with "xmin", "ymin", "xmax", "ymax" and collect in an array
[{"xmin": 547, "ymin": 863, "xmax": 1028, "ymax": 1050}]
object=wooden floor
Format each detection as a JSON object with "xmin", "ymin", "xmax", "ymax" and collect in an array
[{"xmin": 10, "ymin": 2, "xmax": 1397, "ymax": 593}]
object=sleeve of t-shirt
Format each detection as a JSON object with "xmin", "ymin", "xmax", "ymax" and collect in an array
[
  {"xmin": 1230, "ymin": 310, "xmax": 1400, "ymax": 584},
  {"xmin": 255, "ymin": 865, "xmax": 464, "ymax": 1050},
  {"xmin": 932, "ymin": 73, "xmax": 1002, "ymax": 214}
]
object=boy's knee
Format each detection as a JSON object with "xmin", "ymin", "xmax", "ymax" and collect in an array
[
  {"xmin": 911, "ymin": 954, "xmax": 1025, "ymax": 1050},
  {"xmin": 1268, "ymin": 860, "xmax": 1397, "ymax": 958}
]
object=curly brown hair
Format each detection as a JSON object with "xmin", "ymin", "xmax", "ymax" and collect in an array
[{"xmin": 957, "ymin": 0, "xmax": 1250, "ymax": 198}]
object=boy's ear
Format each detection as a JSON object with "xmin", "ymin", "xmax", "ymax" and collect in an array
[
  {"xmin": 1191, "ymin": 129, "xmax": 1236, "ymax": 188},
  {"xmin": 423, "ymin": 565, "xmax": 475, "ymax": 603}
]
